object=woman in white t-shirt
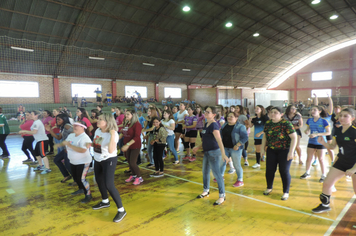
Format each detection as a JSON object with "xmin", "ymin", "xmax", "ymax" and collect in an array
[
  {"xmin": 19, "ymin": 110, "xmax": 51, "ymax": 174},
  {"xmin": 162, "ymin": 110, "xmax": 179, "ymax": 164},
  {"xmin": 91, "ymin": 113, "xmax": 126, "ymax": 223},
  {"xmin": 174, "ymin": 103, "xmax": 188, "ymax": 153},
  {"xmin": 58, "ymin": 121, "xmax": 92, "ymax": 203}
]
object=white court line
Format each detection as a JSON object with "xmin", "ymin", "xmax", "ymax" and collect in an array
[
  {"xmin": 136, "ymin": 164, "xmax": 334, "ymax": 222},
  {"xmin": 324, "ymin": 195, "xmax": 356, "ymax": 236}
]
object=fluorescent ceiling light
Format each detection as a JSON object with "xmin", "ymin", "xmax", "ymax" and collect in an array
[
  {"xmin": 268, "ymin": 39, "xmax": 356, "ymax": 89},
  {"xmin": 330, "ymin": 14, "xmax": 338, "ymax": 20},
  {"xmin": 225, "ymin": 22, "xmax": 233, "ymax": 28},
  {"xmin": 182, "ymin": 69, "xmax": 191, "ymax": 71},
  {"xmin": 183, "ymin": 6, "xmax": 190, "ymax": 12},
  {"xmin": 142, "ymin": 63, "xmax": 155, "ymax": 66},
  {"xmin": 11, "ymin": 46, "xmax": 34, "ymax": 52},
  {"xmin": 253, "ymin": 33, "xmax": 260, "ymax": 37},
  {"xmin": 89, "ymin": 56, "xmax": 105, "ymax": 60},
  {"xmin": 311, "ymin": 0, "xmax": 321, "ymax": 4}
]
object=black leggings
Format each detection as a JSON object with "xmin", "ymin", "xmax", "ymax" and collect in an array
[
  {"xmin": 94, "ymin": 157, "xmax": 123, "ymax": 208},
  {"xmin": 71, "ymin": 163, "xmax": 91, "ymax": 195},
  {"xmin": 265, "ymin": 148, "xmax": 292, "ymax": 193},
  {"xmin": 46, "ymin": 134, "xmax": 54, "ymax": 153},
  {"xmin": 0, "ymin": 134, "xmax": 9, "ymax": 156},
  {"xmin": 153, "ymin": 144, "xmax": 165, "ymax": 172},
  {"xmin": 22, "ymin": 136, "xmax": 36, "ymax": 161},
  {"xmin": 126, "ymin": 148, "xmax": 141, "ymax": 177},
  {"xmin": 242, "ymin": 141, "xmax": 249, "ymax": 158}
]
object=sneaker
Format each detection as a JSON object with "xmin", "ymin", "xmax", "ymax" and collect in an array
[
  {"xmin": 189, "ymin": 156, "xmax": 196, "ymax": 162},
  {"xmin": 252, "ymin": 163, "xmax": 260, "ymax": 169},
  {"xmin": 68, "ymin": 181, "xmax": 77, "ymax": 186},
  {"xmin": 281, "ymin": 193, "xmax": 289, "ymax": 201},
  {"xmin": 125, "ymin": 175, "xmax": 135, "ymax": 183},
  {"xmin": 133, "ymin": 177, "xmax": 143, "ymax": 185},
  {"xmin": 142, "ymin": 148, "xmax": 147, "ymax": 151},
  {"xmin": 261, "ymin": 156, "xmax": 265, "ymax": 162},
  {"xmin": 146, "ymin": 163, "xmax": 154, "ymax": 168},
  {"xmin": 312, "ymin": 204, "xmax": 331, "ymax": 213},
  {"xmin": 150, "ymin": 172, "xmax": 164, "ymax": 178},
  {"xmin": 228, "ymin": 168, "xmax": 236, "ymax": 174},
  {"xmin": 346, "ymin": 176, "xmax": 352, "ymax": 182},
  {"xmin": 312, "ymin": 160, "xmax": 317, "ymax": 166},
  {"xmin": 244, "ymin": 161, "xmax": 249, "ymax": 166},
  {"xmin": 30, "ymin": 161, "xmax": 38, "ymax": 165},
  {"xmin": 80, "ymin": 194, "xmax": 92, "ymax": 203},
  {"xmin": 183, "ymin": 156, "xmax": 190, "ymax": 160},
  {"xmin": 22, "ymin": 158, "xmax": 33, "ymax": 163},
  {"xmin": 113, "ymin": 210, "xmax": 127, "ymax": 223},
  {"xmin": 173, "ymin": 161, "xmax": 180, "ymax": 165},
  {"xmin": 319, "ymin": 176, "xmax": 326, "ymax": 183},
  {"xmin": 71, "ymin": 189, "xmax": 84, "ymax": 195},
  {"xmin": 300, "ymin": 173, "xmax": 311, "ymax": 179},
  {"xmin": 233, "ymin": 181, "xmax": 244, "ymax": 187},
  {"xmin": 92, "ymin": 201, "xmax": 110, "ymax": 210},
  {"xmin": 41, "ymin": 168, "xmax": 52, "ymax": 174},
  {"xmin": 33, "ymin": 165, "xmax": 45, "ymax": 171}
]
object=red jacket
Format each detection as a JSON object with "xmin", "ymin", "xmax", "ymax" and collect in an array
[{"xmin": 122, "ymin": 122, "xmax": 142, "ymax": 149}]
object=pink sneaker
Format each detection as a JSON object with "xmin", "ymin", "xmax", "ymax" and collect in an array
[
  {"xmin": 183, "ymin": 156, "xmax": 190, "ymax": 160},
  {"xmin": 133, "ymin": 177, "xmax": 143, "ymax": 185},
  {"xmin": 125, "ymin": 175, "xmax": 135, "ymax": 183},
  {"xmin": 233, "ymin": 181, "xmax": 244, "ymax": 187},
  {"xmin": 189, "ymin": 157, "xmax": 196, "ymax": 162}
]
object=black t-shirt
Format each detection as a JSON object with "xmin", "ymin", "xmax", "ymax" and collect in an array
[
  {"xmin": 334, "ymin": 125, "xmax": 356, "ymax": 165},
  {"xmin": 331, "ymin": 113, "xmax": 340, "ymax": 129},
  {"xmin": 221, "ymin": 124, "xmax": 234, "ymax": 148}
]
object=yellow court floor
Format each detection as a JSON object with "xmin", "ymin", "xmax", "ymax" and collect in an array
[{"xmin": 0, "ymin": 131, "xmax": 355, "ymax": 236}]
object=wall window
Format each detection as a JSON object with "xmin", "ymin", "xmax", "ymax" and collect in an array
[
  {"xmin": 164, "ymin": 87, "xmax": 182, "ymax": 98},
  {"xmin": 125, "ymin": 86, "xmax": 147, "ymax": 98},
  {"xmin": 311, "ymin": 89, "xmax": 332, "ymax": 98},
  {"xmin": 312, "ymin": 71, "xmax": 332, "ymax": 81},
  {"xmin": 71, "ymin": 84, "xmax": 102, "ymax": 98},
  {"xmin": 0, "ymin": 81, "xmax": 39, "ymax": 97}
]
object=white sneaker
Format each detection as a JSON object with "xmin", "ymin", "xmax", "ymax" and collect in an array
[
  {"xmin": 346, "ymin": 176, "xmax": 352, "ymax": 182},
  {"xmin": 244, "ymin": 161, "xmax": 249, "ymax": 166},
  {"xmin": 228, "ymin": 168, "xmax": 236, "ymax": 174},
  {"xmin": 252, "ymin": 163, "xmax": 260, "ymax": 169}
]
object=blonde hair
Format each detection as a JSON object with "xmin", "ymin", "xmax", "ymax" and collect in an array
[
  {"xmin": 124, "ymin": 109, "xmax": 139, "ymax": 129},
  {"xmin": 99, "ymin": 113, "xmax": 118, "ymax": 132}
]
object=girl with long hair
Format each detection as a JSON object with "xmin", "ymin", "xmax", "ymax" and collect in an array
[
  {"xmin": 162, "ymin": 110, "xmax": 179, "ymax": 164},
  {"xmin": 142, "ymin": 107, "xmax": 160, "ymax": 168},
  {"xmin": 20, "ymin": 111, "xmax": 37, "ymax": 163},
  {"xmin": 150, "ymin": 117, "xmax": 168, "ymax": 177},
  {"xmin": 182, "ymin": 106, "xmax": 198, "ymax": 162},
  {"xmin": 174, "ymin": 103, "xmax": 188, "ymax": 153}
]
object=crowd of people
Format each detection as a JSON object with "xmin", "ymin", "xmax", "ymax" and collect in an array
[{"xmin": 1, "ymin": 93, "xmax": 356, "ymax": 222}]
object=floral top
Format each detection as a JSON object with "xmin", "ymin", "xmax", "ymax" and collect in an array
[{"xmin": 263, "ymin": 119, "xmax": 295, "ymax": 150}]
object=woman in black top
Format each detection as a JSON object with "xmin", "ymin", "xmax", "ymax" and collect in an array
[{"xmin": 312, "ymin": 108, "xmax": 356, "ymax": 213}]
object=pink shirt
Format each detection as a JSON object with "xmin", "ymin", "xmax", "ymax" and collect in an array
[
  {"xmin": 116, "ymin": 114, "xmax": 125, "ymax": 132},
  {"xmin": 20, "ymin": 120, "xmax": 34, "ymax": 136},
  {"xmin": 42, "ymin": 117, "xmax": 53, "ymax": 134}
]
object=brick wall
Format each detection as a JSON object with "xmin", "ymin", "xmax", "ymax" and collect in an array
[{"xmin": 0, "ymin": 73, "xmax": 54, "ymax": 104}]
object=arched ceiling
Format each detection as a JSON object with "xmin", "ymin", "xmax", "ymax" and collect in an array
[{"xmin": 0, "ymin": 0, "xmax": 355, "ymax": 88}]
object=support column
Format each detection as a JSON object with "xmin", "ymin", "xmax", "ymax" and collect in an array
[
  {"xmin": 53, "ymin": 77, "xmax": 60, "ymax": 103},
  {"xmin": 349, "ymin": 47, "xmax": 354, "ymax": 104},
  {"xmin": 187, "ymin": 85, "xmax": 190, "ymax": 101},
  {"xmin": 155, "ymin": 83, "xmax": 159, "ymax": 102},
  {"xmin": 294, "ymin": 74, "xmax": 297, "ymax": 102},
  {"xmin": 112, "ymin": 80, "xmax": 117, "ymax": 99},
  {"xmin": 241, "ymin": 89, "xmax": 243, "ymax": 105},
  {"xmin": 216, "ymin": 87, "xmax": 219, "ymax": 105}
]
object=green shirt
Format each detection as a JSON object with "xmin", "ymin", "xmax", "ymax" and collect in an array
[
  {"xmin": 263, "ymin": 119, "xmax": 295, "ymax": 150},
  {"xmin": 0, "ymin": 114, "xmax": 10, "ymax": 134}
]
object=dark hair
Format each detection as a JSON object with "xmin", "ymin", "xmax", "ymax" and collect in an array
[
  {"xmin": 271, "ymin": 106, "xmax": 284, "ymax": 114},
  {"xmin": 77, "ymin": 107, "xmax": 89, "ymax": 120},
  {"xmin": 97, "ymin": 105, "xmax": 103, "ymax": 109},
  {"xmin": 151, "ymin": 117, "xmax": 164, "ymax": 128},
  {"xmin": 285, "ymin": 105, "xmax": 296, "ymax": 116},
  {"xmin": 256, "ymin": 105, "xmax": 266, "ymax": 117},
  {"xmin": 266, "ymin": 105, "xmax": 274, "ymax": 113},
  {"xmin": 163, "ymin": 110, "xmax": 174, "ymax": 120},
  {"xmin": 187, "ymin": 105, "xmax": 196, "ymax": 115},
  {"xmin": 341, "ymin": 108, "xmax": 356, "ymax": 126},
  {"xmin": 311, "ymin": 106, "xmax": 328, "ymax": 118},
  {"xmin": 44, "ymin": 110, "xmax": 52, "ymax": 117},
  {"xmin": 56, "ymin": 113, "xmax": 71, "ymax": 132},
  {"xmin": 31, "ymin": 110, "xmax": 43, "ymax": 119},
  {"xmin": 227, "ymin": 112, "xmax": 238, "ymax": 118},
  {"xmin": 196, "ymin": 106, "xmax": 203, "ymax": 117},
  {"xmin": 204, "ymin": 106, "xmax": 218, "ymax": 115},
  {"xmin": 91, "ymin": 109, "xmax": 100, "ymax": 119},
  {"xmin": 235, "ymin": 105, "xmax": 244, "ymax": 115},
  {"xmin": 148, "ymin": 107, "xmax": 159, "ymax": 119}
]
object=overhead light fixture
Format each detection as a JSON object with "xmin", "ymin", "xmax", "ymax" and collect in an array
[
  {"xmin": 182, "ymin": 6, "xmax": 190, "ymax": 12},
  {"xmin": 11, "ymin": 46, "xmax": 34, "ymax": 52},
  {"xmin": 225, "ymin": 22, "xmax": 233, "ymax": 28},
  {"xmin": 89, "ymin": 56, "xmax": 105, "ymax": 60},
  {"xmin": 311, "ymin": 0, "xmax": 321, "ymax": 4},
  {"xmin": 253, "ymin": 33, "xmax": 260, "ymax": 37},
  {"xmin": 330, "ymin": 14, "xmax": 338, "ymax": 20},
  {"xmin": 182, "ymin": 69, "xmax": 191, "ymax": 72},
  {"xmin": 142, "ymin": 63, "xmax": 155, "ymax": 66}
]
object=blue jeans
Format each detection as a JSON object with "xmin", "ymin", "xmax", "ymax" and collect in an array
[
  {"xmin": 53, "ymin": 134, "xmax": 63, "ymax": 153},
  {"xmin": 166, "ymin": 135, "xmax": 178, "ymax": 161},
  {"xmin": 221, "ymin": 148, "xmax": 243, "ymax": 181},
  {"xmin": 202, "ymin": 149, "xmax": 225, "ymax": 198},
  {"xmin": 147, "ymin": 136, "xmax": 154, "ymax": 164}
]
